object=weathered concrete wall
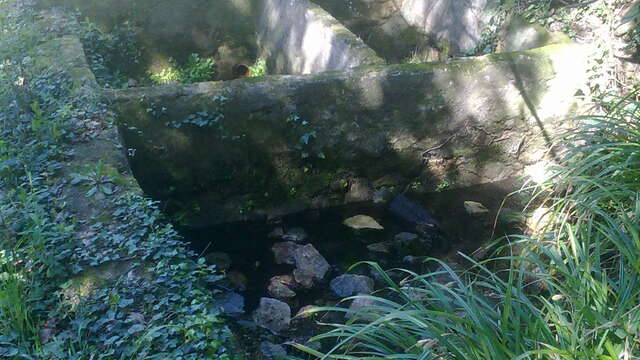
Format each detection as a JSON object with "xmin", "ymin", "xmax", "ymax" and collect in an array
[
  {"xmin": 257, "ymin": 0, "xmax": 385, "ymax": 74},
  {"xmin": 111, "ymin": 43, "xmax": 591, "ymax": 226},
  {"xmin": 45, "ymin": 0, "xmax": 259, "ymax": 80},
  {"xmin": 313, "ymin": 0, "xmax": 499, "ymax": 60},
  {"xmin": 399, "ymin": 0, "xmax": 499, "ymax": 53}
]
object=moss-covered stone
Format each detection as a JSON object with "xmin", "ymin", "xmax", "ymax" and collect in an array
[{"xmin": 111, "ymin": 42, "xmax": 592, "ymax": 226}]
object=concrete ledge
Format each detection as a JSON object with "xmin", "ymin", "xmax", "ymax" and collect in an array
[
  {"xmin": 257, "ymin": 0, "xmax": 385, "ymax": 74},
  {"xmin": 112, "ymin": 43, "xmax": 591, "ymax": 226}
]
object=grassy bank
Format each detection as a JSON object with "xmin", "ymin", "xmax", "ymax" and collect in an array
[
  {"xmin": 295, "ymin": 93, "xmax": 640, "ymax": 359},
  {"xmin": 0, "ymin": 2, "xmax": 237, "ymax": 359}
]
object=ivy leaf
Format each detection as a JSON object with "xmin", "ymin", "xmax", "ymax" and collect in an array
[
  {"xmin": 128, "ymin": 324, "xmax": 146, "ymax": 335},
  {"xmin": 300, "ymin": 131, "xmax": 317, "ymax": 145}
]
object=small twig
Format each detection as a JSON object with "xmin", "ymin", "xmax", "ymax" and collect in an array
[
  {"xmin": 421, "ymin": 133, "xmax": 457, "ymax": 156},
  {"xmin": 421, "ymin": 120, "xmax": 470, "ymax": 156}
]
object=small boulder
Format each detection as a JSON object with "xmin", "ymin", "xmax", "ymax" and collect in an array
[
  {"xmin": 268, "ymin": 275, "xmax": 297, "ymax": 299},
  {"xmin": 346, "ymin": 178, "xmax": 372, "ymax": 202},
  {"xmin": 395, "ymin": 232, "xmax": 419, "ymax": 242},
  {"xmin": 346, "ymin": 296, "xmax": 380, "ymax": 319},
  {"xmin": 464, "ymin": 201, "xmax": 489, "ymax": 216},
  {"xmin": 392, "ymin": 232, "xmax": 432, "ymax": 256},
  {"xmin": 272, "ymin": 242, "xmax": 301, "ymax": 265},
  {"xmin": 293, "ymin": 244, "xmax": 330, "ymax": 282},
  {"xmin": 499, "ymin": 16, "xmax": 571, "ymax": 52},
  {"xmin": 343, "ymin": 215, "xmax": 384, "ymax": 230},
  {"xmin": 260, "ymin": 341, "xmax": 287, "ymax": 359},
  {"xmin": 215, "ymin": 292, "xmax": 245, "ymax": 316},
  {"xmin": 293, "ymin": 269, "xmax": 315, "ymax": 289},
  {"xmin": 330, "ymin": 274, "xmax": 374, "ymax": 298},
  {"xmin": 389, "ymin": 195, "xmax": 439, "ymax": 231},
  {"xmin": 367, "ymin": 241, "xmax": 390, "ymax": 253},
  {"xmin": 282, "ymin": 227, "xmax": 308, "ymax": 242},
  {"xmin": 253, "ymin": 297, "xmax": 291, "ymax": 333}
]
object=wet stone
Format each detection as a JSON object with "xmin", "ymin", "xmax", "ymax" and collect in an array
[
  {"xmin": 281, "ymin": 227, "xmax": 308, "ymax": 242},
  {"xmin": 293, "ymin": 269, "xmax": 315, "ymax": 289},
  {"xmin": 268, "ymin": 275, "xmax": 297, "ymax": 299},
  {"xmin": 215, "ymin": 292, "xmax": 245, "ymax": 316},
  {"xmin": 293, "ymin": 244, "xmax": 330, "ymax": 282},
  {"xmin": 330, "ymin": 274, "xmax": 374, "ymax": 298},
  {"xmin": 392, "ymin": 232, "xmax": 432, "ymax": 256},
  {"xmin": 464, "ymin": 201, "xmax": 490, "ymax": 216},
  {"xmin": 346, "ymin": 296, "xmax": 381, "ymax": 319},
  {"xmin": 260, "ymin": 341, "xmax": 287, "ymax": 359},
  {"xmin": 389, "ymin": 194, "xmax": 439, "ymax": 232},
  {"xmin": 367, "ymin": 241, "xmax": 390, "ymax": 253},
  {"xmin": 253, "ymin": 297, "xmax": 291, "ymax": 333},
  {"xmin": 343, "ymin": 215, "xmax": 384, "ymax": 230},
  {"xmin": 272, "ymin": 242, "xmax": 301, "ymax": 265}
]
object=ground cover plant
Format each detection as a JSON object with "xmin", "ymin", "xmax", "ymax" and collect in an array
[{"xmin": 0, "ymin": 1, "xmax": 238, "ymax": 358}]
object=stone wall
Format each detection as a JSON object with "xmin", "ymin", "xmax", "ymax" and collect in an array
[
  {"xmin": 313, "ymin": 0, "xmax": 500, "ymax": 61},
  {"xmin": 111, "ymin": 43, "xmax": 592, "ymax": 226},
  {"xmin": 45, "ymin": 0, "xmax": 259, "ymax": 80},
  {"xmin": 256, "ymin": 0, "xmax": 385, "ymax": 74}
]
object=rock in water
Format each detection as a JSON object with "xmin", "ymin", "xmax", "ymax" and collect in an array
[
  {"xmin": 392, "ymin": 232, "xmax": 432, "ymax": 256},
  {"xmin": 282, "ymin": 227, "xmax": 308, "ymax": 242},
  {"xmin": 343, "ymin": 215, "xmax": 384, "ymax": 230},
  {"xmin": 330, "ymin": 274, "xmax": 374, "ymax": 297},
  {"xmin": 293, "ymin": 244, "xmax": 330, "ymax": 283},
  {"xmin": 260, "ymin": 342, "xmax": 287, "ymax": 359},
  {"xmin": 272, "ymin": 242, "xmax": 301, "ymax": 265},
  {"xmin": 253, "ymin": 298, "xmax": 291, "ymax": 333},
  {"xmin": 389, "ymin": 194, "xmax": 439, "ymax": 231},
  {"xmin": 464, "ymin": 201, "xmax": 489, "ymax": 216},
  {"xmin": 268, "ymin": 275, "xmax": 297, "ymax": 299},
  {"xmin": 367, "ymin": 242, "xmax": 390, "ymax": 253}
]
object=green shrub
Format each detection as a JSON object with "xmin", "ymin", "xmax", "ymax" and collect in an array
[{"xmin": 180, "ymin": 53, "xmax": 216, "ymax": 83}]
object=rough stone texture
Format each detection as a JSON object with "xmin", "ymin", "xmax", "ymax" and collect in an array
[
  {"xmin": 330, "ymin": 274, "xmax": 374, "ymax": 297},
  {"xmin": 399, "ymin": 0, "xmax": 499, "ymax": 53},
  {"xmin": 272, "ymin": 242, "xmax": 301, "ymax": 265},
  {"xmin": 257, "ymin": 0, "xmax": 385, "ymax": 74},
  {"xmin": 281, "ymin": 227, "xmax": 308, "ymax": 242},
  {"xmin": 343, "ymin": 215, "xmax": 384, "ymax": 230},
  {"xmin": 313, "ymin": 0, "xmax": 499, "ymax": 60},
  {"xmin": 268, "ymin": 275, "xmax": 298, "ymax": 299},
  {"xmin": 346, "ymin": 296, "xmax": 380, "ymax": 319},
  {"xmin": 293, "ymin": 269, "xmax": 316, "ymax": 288},
  {"xmin": 253, "ymin": 297, "xmax": 292, "ymax": 333},
  {"xmin": 293, "ymin": 244, "xmax": 330, "ymax": 282},
  {"xmin": 260, "ymin": 342, "xmax": 287, "ymax": 359},
  {"xmin": 498, "ymin": 16, "xmax": 572, "ymax": 53},
  {"xmin": 392, "ymin": 232, "xmax": 432, "ymax": 256},
  {"xmin": 464, "ymin": 200, "xmax": 490, "ymax": 216},
  {"xmin": 215, "ymin": 292, "xmax": 246, "ymax": 316},
  {"xmin": 112, "ymin": 43, "xmax": 592, "ymax": 226}
]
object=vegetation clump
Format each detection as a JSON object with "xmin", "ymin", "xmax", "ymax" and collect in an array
[
  {"xmin": 0, "ymin": 2, "xmax": 237, "ymax": 358},
  {"xmin": 295, "ymin": 93, "xmax": 640, "ymax": 359}
]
